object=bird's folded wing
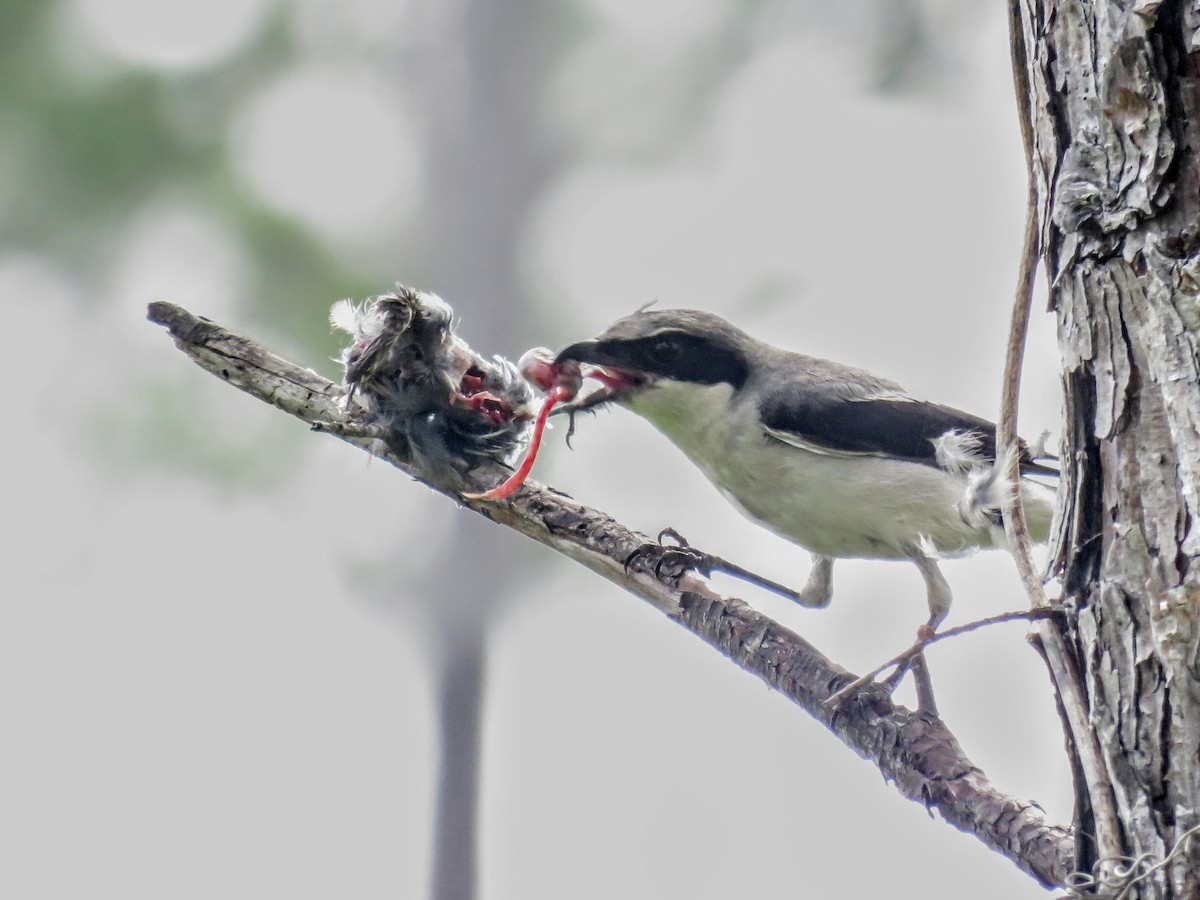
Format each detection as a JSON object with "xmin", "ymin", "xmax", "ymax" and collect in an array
[{"xmin": 758, "ymin": 387, "xmax": 1003, "ymax": 469}]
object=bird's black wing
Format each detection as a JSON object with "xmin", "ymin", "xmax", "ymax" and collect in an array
[{"xmin": 758, "ymin": 385, "xmax": 1034, "ymax": 470}]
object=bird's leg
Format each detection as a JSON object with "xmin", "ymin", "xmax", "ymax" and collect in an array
[
  {"xmin": 882, "ymin": 549, "xmax": 953, "ymax": 715},
  {"xmin": 908, "ymin": 550, "xmax": 953, "ymax": 634},
  {"xmin": 798, "ymin": 555, "xmax": 834, "ymax": 609}
]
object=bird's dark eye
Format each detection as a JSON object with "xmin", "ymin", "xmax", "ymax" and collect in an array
[{"xmin": 649, "ymin": 335, "xmax": 683, "ymax": 364}]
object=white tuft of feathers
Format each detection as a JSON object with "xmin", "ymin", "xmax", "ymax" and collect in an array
[
  {"xmin": 957, "ymin": 444, "xmax": 1019, "ymax": 530},
  {"xmin": 330, "ymin": 297, "xmax": 385, "ymax": 343},
  {"xmin": 932, "ymin": 429, "xmax": 987, "ymax": 475},
  {"xmin": 931, "ymin": 429, "xmax": 1033, "ymax": 535},
  {"xmin": 1026, "ymin": 429, "xmax": 1052, "ymax": 461}
]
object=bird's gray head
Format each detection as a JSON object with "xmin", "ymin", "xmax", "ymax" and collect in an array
[{"xmin": 555, "ymin": 309, "xmax": 753, "ymax": 408}]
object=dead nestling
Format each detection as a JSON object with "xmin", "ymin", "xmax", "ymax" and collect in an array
[{"xmin": 330, "ymin": 286, "xmax": 538, "ymax": 489}]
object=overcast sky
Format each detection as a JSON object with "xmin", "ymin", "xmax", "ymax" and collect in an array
[{"xmin": 4, "ymin": 1, "xmax": 1069, "ymax": 896}]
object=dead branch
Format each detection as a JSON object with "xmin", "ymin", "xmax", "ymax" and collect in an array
[{"xmin": 147, "ymin": 300, "xmax": 1074, "ymax": 886}]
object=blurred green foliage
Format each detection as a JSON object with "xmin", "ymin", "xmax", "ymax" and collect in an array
[
  {"xmin": 3, "ymin": 0, "xmax": 953, "ymax": 486},
  {"xmin": 1, "ymin": 1, "xmax": 371, "ymax": 330},
  {"xmin": 1, "ymin": 2, "xmax": 378, "ymax": 483}
]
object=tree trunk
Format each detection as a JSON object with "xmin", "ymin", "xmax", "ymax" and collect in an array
[
  {"xmin": 429, "ymin": 626, "xmax": 486, "ymax": 900},
  {"xmin": 1018, "ymin": 1, "xmax": 1200, "ymax": 894},
  {"xmin": 419, "ymin": 1, "xmax": 555, "ymax": 897}
]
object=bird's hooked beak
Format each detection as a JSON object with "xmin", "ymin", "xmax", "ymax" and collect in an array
[
  {"xmin": 554, "ymin": 339, "xmax": 603, "ymax": 367},
  {"xmin": 554, "ymin": 339, "xmax": 649, "ymax": 410}
]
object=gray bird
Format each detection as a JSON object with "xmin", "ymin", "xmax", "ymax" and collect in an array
[
  {"xmin": 331, "ymin": 287, "xmax": 536, "ymax": 487},
  {"xmin": 555, "ymin": 309, "xmax": 1056, "ymax": 651}
]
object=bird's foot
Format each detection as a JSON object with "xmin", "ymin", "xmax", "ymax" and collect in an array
[
  {"xmin": 624, "ymin": 529, "xmax": 715, "ymax": 584},
  {"xmin": 797, "ymin": 555, "xmax": 834, "ymax": 609},
  {"xmin": 625, "ymin": 529, "xmax": 812, "ymax": 605}
]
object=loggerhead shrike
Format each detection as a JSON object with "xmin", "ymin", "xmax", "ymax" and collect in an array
[{"xmin": 554, "ymin": 309, "xmax": 1056, "ymax": 637}]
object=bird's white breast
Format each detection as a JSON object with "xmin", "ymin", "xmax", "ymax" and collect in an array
[{"xmin": 625, "ymin": 380, "xmax": 1029, "ymax": 561}]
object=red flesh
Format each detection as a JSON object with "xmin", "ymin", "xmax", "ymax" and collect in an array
[
  {"xmin": 464, "ymin": 356, "xmax": 582, "ymax": 501},
  {"xmin": 460, "ymin": 369, "xmax": 487, "ymax": 395},
  {"xmin": 464, "ymin": 384, "xmax": 572, "ymax": 500}
]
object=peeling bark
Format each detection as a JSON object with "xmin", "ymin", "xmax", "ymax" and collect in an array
[{"xmin": 1018, "ymin": 0, "xmax": 1200, "ymax": 894}]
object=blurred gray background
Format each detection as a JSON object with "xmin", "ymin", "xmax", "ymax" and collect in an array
[{"xmin": 2, "ymin": 0, "xmax": 1070, "ymax": 896}]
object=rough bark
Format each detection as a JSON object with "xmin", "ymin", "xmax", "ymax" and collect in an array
[
  {"xmin": 147, "ymin": 300, "xmax": 1075, "ymax": 887},
  {"xmin": 1017, "ymin": 1, "xmax": 1200, "ymax": 895}
]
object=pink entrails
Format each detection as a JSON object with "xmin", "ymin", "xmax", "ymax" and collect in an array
[{"xmin": 463, "ymin": 350, "xmax": 581, "ymax": 501}]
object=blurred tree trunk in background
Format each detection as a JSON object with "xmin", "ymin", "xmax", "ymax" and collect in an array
[
  {"xmin": 418, "ymin": 1, "xmax": 556, "ymax": 898},
  {"xmin": 1018, "ymin": 1, "xmax": 1200, "ymax": 894}
]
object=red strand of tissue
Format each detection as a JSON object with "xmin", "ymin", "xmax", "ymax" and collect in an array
[
  {"xmin": 462, "ymin": 350, "xmax": 581, "ymax": 501},
  {"xmin": 463, "ymin": 382, "xmax": 572, "ymax": 501}
]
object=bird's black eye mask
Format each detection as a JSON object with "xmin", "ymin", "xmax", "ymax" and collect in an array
[
  {"xmin": 593, "ymin": 331, "xmax": 749, "ymax": 389},
  {"xmin": 546, "ymin": 330, "xmax": 748, "ymax": 447}
]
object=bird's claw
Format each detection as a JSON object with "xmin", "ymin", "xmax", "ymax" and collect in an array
[
  {"xmin": 624, "ymin": 529, "xmax": 714, "ymax": 583},
  {"xmin": 656, "ymin": 527, "xmax": 690, "ymax": 548}
]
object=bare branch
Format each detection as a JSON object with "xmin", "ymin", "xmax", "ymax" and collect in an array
[
  {"xmin": 827, "ymin": 608, "xmax": 1061, "ymax": 705},
  {"xmin": 148, "ymin": 300, "xmax": 1074, "ymax": 886}
]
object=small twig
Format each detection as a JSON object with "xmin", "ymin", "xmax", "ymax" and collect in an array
[
  {"xmin": 907, "ymin": 653, "xmax": 939, "ymax": 717},
  {"xmin": 827, "ymin": 608, "xmax": 1060, "ymax": 705},
  {"xmin": 309, "ymin": 418, "xmax": 388, "ymax": 441}
]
